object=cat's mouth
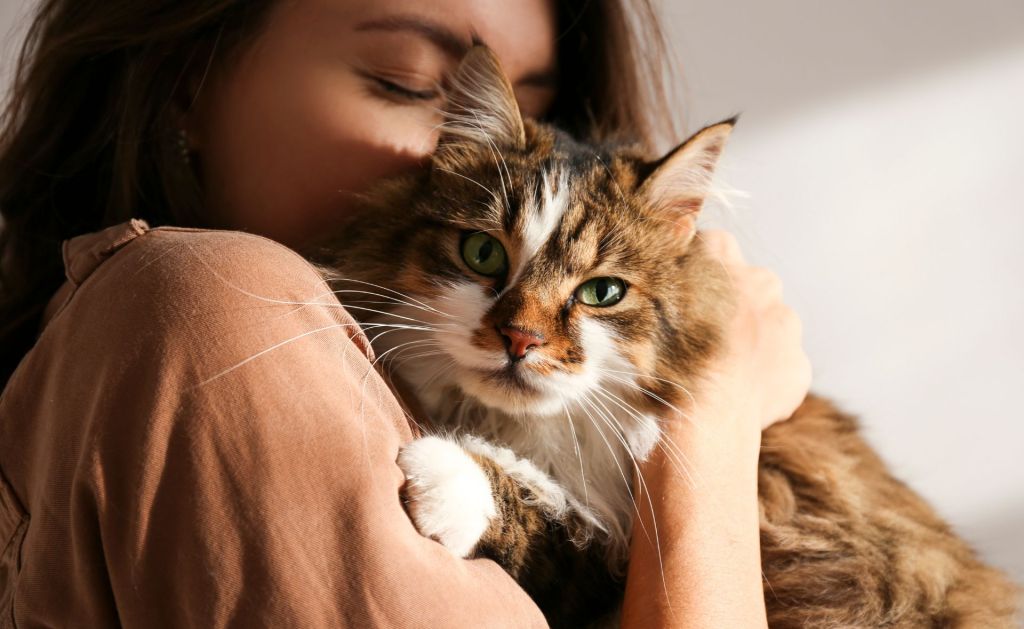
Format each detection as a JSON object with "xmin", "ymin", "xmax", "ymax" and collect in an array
[
  {"xmin": 452, "ymin": 362, "xmax": 566, "ymax": 416},
  {"xmin": 481, "ymin": 364, "xmax": 538, "ymax": 393}
]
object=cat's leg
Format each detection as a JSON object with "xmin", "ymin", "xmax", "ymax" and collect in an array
[
  {"xmin": 397, "ymin": 435, "xmax": 622, "ymax": 627},
  {"xmin": 457, "ymin": 436, "xmax": 575, "ymax": 578},
  {"xmin": 396, "ymin": 434, "xmax": 573, "ymax": 569}
]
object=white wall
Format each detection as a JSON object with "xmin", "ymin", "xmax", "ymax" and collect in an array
[
  {"xmin": 2, "ymin": 0, "xmax": 1022, "ymax": 583},
  {"xmin": 666, "ymin": 0, "xmax": 1024, "ymax": 581}
]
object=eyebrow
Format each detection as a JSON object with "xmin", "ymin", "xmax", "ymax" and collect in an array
[
  {"xmin": 354, "ymin": 14, "xmax": 558, "ymax": 91},
  {"xmin": 354, "ymin": 15, "xmax": 473, "ymax": 58}
]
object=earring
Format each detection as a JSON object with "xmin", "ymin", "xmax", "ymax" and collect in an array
[{"xmin": 177, "ymin": 128, "xmax": 192, "ymax": 166}]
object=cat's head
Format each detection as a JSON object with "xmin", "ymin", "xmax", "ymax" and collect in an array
[{"xmin": 329, "ymin": 47, "xmax": 733, "ymax": 421}]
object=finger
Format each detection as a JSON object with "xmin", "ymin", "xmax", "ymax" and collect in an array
[
  {"xmin": 799, "ymin": 354, "xmax": 813, "ymax": 393},
  {"xmin": 700, "ymin": 230, "xmax": 745, "ymax": 265},
  {"xmin": 775, "ymin": 303, "xmax": 800, "ymax": 330},
  {"xmin": 747, "ymin": 267, "xmax": 783, "ymax": 300}
]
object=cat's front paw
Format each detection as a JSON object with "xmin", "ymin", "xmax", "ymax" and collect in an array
[{"xmin": 397, "ymin": 436, "xmax": 497, "ymax": 558}]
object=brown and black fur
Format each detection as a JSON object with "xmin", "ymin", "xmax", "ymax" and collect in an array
[
  {"xmin": 759, "ymin": 397, "xmax": 1020, "ymax": 627},
  {"xmin": 469, "ymin": 453, "xmax": 623, "ymax": 627},
  {"xmin": 313, "ymin": 47, "xmax": 1021, "ymax": 628}
]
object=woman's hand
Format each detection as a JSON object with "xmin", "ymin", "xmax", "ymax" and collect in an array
[
  {"xmin": 621, "ymin": 230, "xmax": 810, "ymax": 629},
  {"xmin": 699, "ymin": 229, "xmax": 812, "ymax": 432}
]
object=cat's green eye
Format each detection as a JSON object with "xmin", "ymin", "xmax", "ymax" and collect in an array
[
  {"xmin": 461, "ymin": 232, "xmax": 508, "ymax": 277},
  {"xmin": 575, "ymin": 277, "xmax": 626, "ymax": 307}
]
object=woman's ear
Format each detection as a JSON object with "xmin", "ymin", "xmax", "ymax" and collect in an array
[
  {"xmin": 639, "ymin": 117, "xmax": 736, "ymax": 242},
  {"xmin": 434, "ymin": 45, "xmax": 526, "ymax": 167},
  {"xmin": 172, "ymin": 56, "xmax": 219, "ymax": 157}
]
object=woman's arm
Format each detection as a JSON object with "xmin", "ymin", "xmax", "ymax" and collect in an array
[
  {"xmin": 621, "ymin": 230, "xmax": 812, "ymax": 629},
  {"xmin": 0, "ymin": 226, "xmax": 546, "ymax": 628}
]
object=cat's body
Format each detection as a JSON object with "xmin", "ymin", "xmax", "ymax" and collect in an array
[
  {"xmin": 313, "ymin": 48, "xmax": 1020, "ymax": 627},
  {"xmin": 758, "ymin": 396, "xmax": 1018, "ymax": 627}
]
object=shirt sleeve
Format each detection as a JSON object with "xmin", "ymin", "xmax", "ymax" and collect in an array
[{"xmin": 23, "ymin": 228, "xmax": 547, "ymax": 628}]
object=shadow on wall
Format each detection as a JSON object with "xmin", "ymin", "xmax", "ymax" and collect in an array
[{"xmin": 665, "ymin": 0, "xmax": 1024, "ymax": 127}]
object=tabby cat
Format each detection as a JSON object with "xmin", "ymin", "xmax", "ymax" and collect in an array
[{"xmin": 313, "ymin": 47, "xmax": 1020, "ymax": 628}]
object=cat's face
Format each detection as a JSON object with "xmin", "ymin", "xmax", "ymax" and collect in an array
[{"xmin": 328, "ymin": 48, "xmax": 732, "ymax": 420}]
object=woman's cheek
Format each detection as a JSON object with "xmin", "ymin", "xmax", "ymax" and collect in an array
[
  {"xmin": 196, "ymin": 62, "xmax": 443, "ymax": 245},
  {"xmin": 339, "ymin": 94, "xmax": 440, "ymax": 166},
  {"xmin": 271, "ymin": 91, "xmax": 441, "ymax": 243}
]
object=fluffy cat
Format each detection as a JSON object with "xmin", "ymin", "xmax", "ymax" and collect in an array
[{"xmin": 312, "ymin": 47, "xmax": 1020, "ymax": 628}]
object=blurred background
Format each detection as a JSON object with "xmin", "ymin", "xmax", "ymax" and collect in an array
[{"xmin": 2, "ymin": 0, "xmax": 1022, "ymax": 581}]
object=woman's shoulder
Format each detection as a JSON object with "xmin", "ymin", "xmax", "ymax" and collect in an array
[
  {"xmin": 2, "ymin": 221, "xmax": 392, "ymax": 482},
  {"xmin": 44, "ymin": 222, "xmax": 372, "ymax": 367},
  {"xmin": 102, "ymin": 225, "xmax": 324, "ymax": 298},
  {"xmin": 64, "ymin": 223, "xmax": 324, "ymax": 311}
]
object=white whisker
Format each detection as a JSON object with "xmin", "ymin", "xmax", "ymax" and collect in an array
[
  {"xmin": 596, "ymin": 370, "xmax": 697, "ymax": 425},
  {"xmin": 575, "ymin": 396, "xmax": 642, "ymax": 532},
  {"xmin": 195, "ymin": 321, "xmax": 365, "ymax": 387},
  {"xmin": 435, "ymin": 165, "xmax": 501, "ymax": 204},
  {"xmin": 325, "ymin": 277, "xmax": 454, "ymax": 318},
  {"xmin": 591, "ymin": 387, "xmax": 697, "ymax": 491},
  {"xmin": 584, "ymin": 393, "xmax": 673, "ymax": 617},
  {"xmin": 562, "ymin": 402, "xmax": 590, "ymax": 508}
]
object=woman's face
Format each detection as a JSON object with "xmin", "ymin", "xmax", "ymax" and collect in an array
[{"xmin": 188, "ymin": 0, "xmax": 557, "ymax": 247}]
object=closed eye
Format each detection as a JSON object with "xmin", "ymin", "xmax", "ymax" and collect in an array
[
  {"xmin": 357, "ymin": 68, "xmax": 440, "ymax": 103},
  {"xmin": 373, "ymin": 77, "xmax": 439, "ymax": 101}
]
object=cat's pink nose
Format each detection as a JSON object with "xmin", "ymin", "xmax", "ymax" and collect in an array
[{"xmin": 499, "ymin": 326, "xmax": 545, "ymax": 361}]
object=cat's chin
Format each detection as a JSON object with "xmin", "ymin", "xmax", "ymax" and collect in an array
[{"xmin": 456, "ymin": 370, "xmax": 568, "ymax": 418}]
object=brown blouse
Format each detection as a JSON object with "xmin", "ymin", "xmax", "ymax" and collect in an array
[{"xmin": 0, "ymin": 221, "xmax": 545, "ymax": 628}]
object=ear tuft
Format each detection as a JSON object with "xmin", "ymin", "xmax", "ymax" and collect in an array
[
  {"xmin": 639, "ymin": 118, "xmax": 736, "ymax": 241},
  {"xmin": 436, "ymin": 46, "xmax": 526, "ymax": 163}
]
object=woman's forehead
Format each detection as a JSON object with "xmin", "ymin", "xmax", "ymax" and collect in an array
[{"xmin": 325, "ymin": 0, "xmax": 557, "ymax": 87}]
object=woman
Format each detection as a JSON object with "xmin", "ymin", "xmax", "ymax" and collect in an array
[{"xmin": 0, "ymin": 0, "xmax": 810, "ymax": 626}]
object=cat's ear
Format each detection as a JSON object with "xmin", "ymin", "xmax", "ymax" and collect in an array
[
  {"xmin": 435, "ymin": 45, "xmax": 526, "ymax": 165},
  {"xmin": 639, "ymin": 117, "xmax": 736, "ymax": 242}
]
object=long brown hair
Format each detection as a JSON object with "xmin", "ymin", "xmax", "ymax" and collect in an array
[{"xmin": 0, "ymin": 0, "xmax": 680, "ymax": 385}]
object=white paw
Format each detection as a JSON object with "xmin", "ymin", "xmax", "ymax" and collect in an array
[{"xmin": 397, "ymin": 436, "xmax": 497, "ymax": 558}]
